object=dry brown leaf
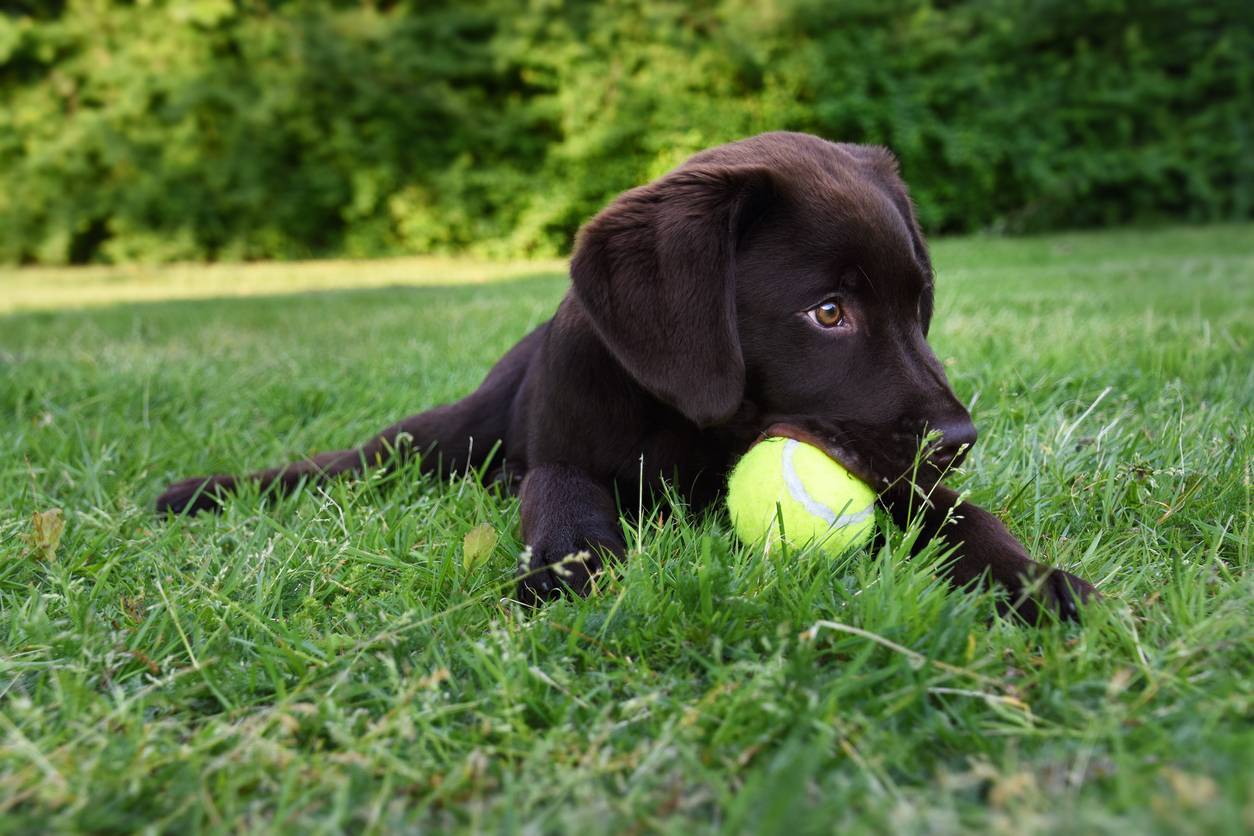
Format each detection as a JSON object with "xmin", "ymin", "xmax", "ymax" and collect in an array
[
  {"xmin": 25, "ymin": 509, "xmax": 65, "ymax": 561},
  {"xmin": 1162, "ymin": 767, "xmax": 1218, "ymax": 808}
]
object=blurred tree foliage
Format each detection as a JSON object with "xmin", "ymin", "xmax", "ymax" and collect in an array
[{"xmin": 1, "ymin": 0, "xmax": 1250, "ymax": 264}]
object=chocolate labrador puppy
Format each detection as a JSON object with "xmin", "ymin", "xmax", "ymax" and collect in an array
[{"xmin": 158, "ymin": 132, "xmax": 1097, "ymax": 621}]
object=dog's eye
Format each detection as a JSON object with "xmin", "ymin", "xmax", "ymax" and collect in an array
[{"xmin": 808, "ymin": 301, "xmax": 846, "ymax": 328}]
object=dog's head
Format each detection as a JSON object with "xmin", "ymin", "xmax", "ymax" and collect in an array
[{"xmin": 570, "ymin": 131, "xmax": 976, "ymax": 490}]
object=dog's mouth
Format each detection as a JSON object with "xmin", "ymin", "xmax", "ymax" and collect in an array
[
  {"xmin": 758, "ymin": 421, "xmax": 950, "ymax": 498},
  {"xmin": 762, "ymin": 422, "xmax": 886, "ymax": 489}
]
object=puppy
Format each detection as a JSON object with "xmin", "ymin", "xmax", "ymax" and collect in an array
[{"xmin": 158, "ymin": 132, "xmax": 1097, "ymax": 621}]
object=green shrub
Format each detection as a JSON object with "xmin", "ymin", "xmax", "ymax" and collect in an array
[{"xmin": 1, "ymin": 0, "xmax": 1250, "ymax": 264}]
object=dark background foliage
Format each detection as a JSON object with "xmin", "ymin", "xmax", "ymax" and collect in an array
[{"xmin": 1, "ymin": 0, "xmax": 1250, "ymax": 264}]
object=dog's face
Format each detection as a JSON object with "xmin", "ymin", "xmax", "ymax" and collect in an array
[
  {"xmin": 731, "ymin": 144, "xmax": 976, "ymax": 489},
  {"xmin": 571, "ymin": 132, "xmax": 976, "ymax": 490}
]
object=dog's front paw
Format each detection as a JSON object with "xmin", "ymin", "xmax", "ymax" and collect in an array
[
  {"xmin": 1004, "ymin": 566, "xmax": 1099, "ymax": 624},
  {"xmin": 515, "ymin": 532, "xmax": 623, "ymax": 607},
  {"xmin": 516, "ymin": 546, "xmax": 602, "ymax": 606}
]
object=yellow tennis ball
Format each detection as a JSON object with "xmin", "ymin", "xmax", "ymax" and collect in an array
[{"xmin": 726, "ymin": 437, "xmax": 876, "ymax": 555}]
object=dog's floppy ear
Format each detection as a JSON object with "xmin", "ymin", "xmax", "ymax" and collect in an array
[{"xmin": 570, "ymin": 164, "xmax": 774, "ymax": 427}]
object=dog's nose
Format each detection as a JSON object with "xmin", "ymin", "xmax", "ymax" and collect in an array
[{"xmin": 926, "ymin": 416, "xmax": 978, "ymax": 470}]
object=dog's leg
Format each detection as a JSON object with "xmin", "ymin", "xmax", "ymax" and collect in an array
[
  {"xmin": 156, "ymin": 324, "xmax": 546, "ymax": 515},
  {"xmin": 515, "ymin": 463, "xmax": 626, "ymax": 605},
  {"xmin": 882, "ymin": 484, "xmax": 1098, "ymax": 622}
]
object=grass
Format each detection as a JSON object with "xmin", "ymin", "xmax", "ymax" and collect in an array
[{"xmin": 1, "ymin": 223, "xmax": 1251, "ymax": 833}]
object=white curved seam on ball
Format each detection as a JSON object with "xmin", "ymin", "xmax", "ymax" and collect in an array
[{"xmin": 780, "ymin": 439, "xmax": 873, "ymax": 528}]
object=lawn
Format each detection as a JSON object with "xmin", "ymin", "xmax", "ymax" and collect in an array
[{"xmin": 1, "ymin": 224, "xmax": 1250, "ymax": 833}]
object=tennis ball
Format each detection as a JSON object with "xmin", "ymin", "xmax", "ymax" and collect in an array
[{"xmin": 726, "ymin": 436, "xmax": 876, "ymax": 555}]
